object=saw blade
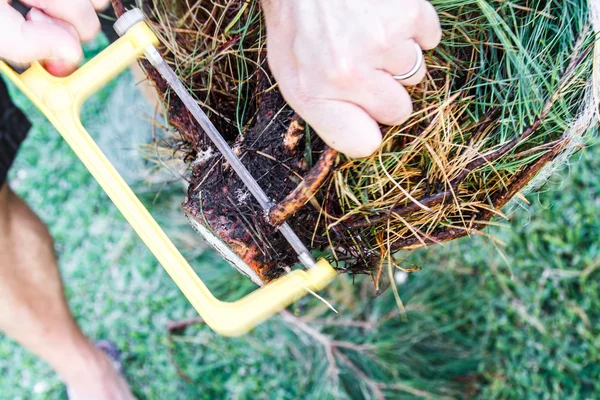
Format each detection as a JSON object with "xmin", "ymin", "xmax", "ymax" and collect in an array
[{"xmin": 145, "ymin": 46, "xmax": 316, "ymax": 269}]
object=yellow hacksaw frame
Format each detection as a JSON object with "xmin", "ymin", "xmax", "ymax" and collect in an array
[{"xmin": 0, "ymin": 20, "xmax": 336, "ymax": 337}]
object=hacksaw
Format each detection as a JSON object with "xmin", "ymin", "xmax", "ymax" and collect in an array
[{"xmin": 0, "ymin": 8, "xmax": 336, "ymax": 337}]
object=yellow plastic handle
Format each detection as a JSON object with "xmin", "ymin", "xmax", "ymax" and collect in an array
[{"xmin": 0, "ymin": 22, "xmax": 336, "ymax": 337}]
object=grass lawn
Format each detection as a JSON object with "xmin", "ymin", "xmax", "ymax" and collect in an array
[{"xmin": 0, "ymin": 39, "xmax": 599, "ymax": 399}]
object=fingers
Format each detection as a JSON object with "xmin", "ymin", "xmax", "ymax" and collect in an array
[
  {"xmin": 263, "ymin": 0, "xmax": 443, "ymax": 159},
  {"xmin": 90, "ymin": 0, "xmax": 111, "ymax": 11},
  {"xmin": 338, "ymin": 69, "xmax": 413, "ymax": 126},
  {"xmin": 27, "ymin": 8, "xmax": 82, "ymax": 76},
  {"xmin": 28, "ymin": 8, "xmax": 78, "ymax": 40},
  {"xmin": 299, "ymin": 99, "xmax": 383, "ymax": 158},
  {"xmin": 0, "ymin": 3, "xmax": 82, "ymax": 68},
  {"xmin": 380, "ymin": 1, "xmax": 439, "ymax": 85},
  {"xmin": 19, "ymin": 0, "xmax": 100, "ymax": 41},
  {"xmin": 379, "ymin": 40, "xmax": 426, "ymax": 86},
  {"xmin": 412, "ymin": 1, "xmax": 442, "ymax": 50}
]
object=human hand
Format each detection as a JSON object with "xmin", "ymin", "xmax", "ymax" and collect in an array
[
  {"xmin": 262, "ymin": 0, "xmax": 441, "ymax": 158},
  {"xmin": 0, "ymin": 0, "xmax": 109, "ymax": 76}
]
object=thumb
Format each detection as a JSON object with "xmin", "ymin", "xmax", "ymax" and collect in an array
[
  {"xmin": 27, "ymin": 8, "xmax": 82, "ymax": 76},
  {"xmin": 0, "ymin": 3, "xmax": 82, "ymax": 71}
]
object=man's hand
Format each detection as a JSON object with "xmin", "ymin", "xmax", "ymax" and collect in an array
[
  {"xmin": 262, "ymin": 0, "xmax": 441, "ymax": 158},
  {"xmin": 0, "ymin": 0, "xmax": 109, "ymax": 76}
]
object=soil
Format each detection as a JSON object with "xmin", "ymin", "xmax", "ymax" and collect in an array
[
  {"xmin": 180, "ymin": 70, "xmax": 330, "ymax": 281},
  {"xmin": 110, "ymin": 1, "xmax": 337, "ymax": 281}
]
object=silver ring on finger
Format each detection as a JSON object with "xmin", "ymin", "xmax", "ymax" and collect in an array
[{"xmin": 392, "ymin": 42, "xmax": 424, "ymax": 81}]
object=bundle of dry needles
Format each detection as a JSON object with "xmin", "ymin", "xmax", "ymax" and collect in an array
[{"xmin": 111, "ymin": 0, "xmax": 599, "ymax": 286}]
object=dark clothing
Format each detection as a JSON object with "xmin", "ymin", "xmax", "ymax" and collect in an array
[{"xmin": 0, "ymin": 77, "xmax": 31, "ymax": 185}]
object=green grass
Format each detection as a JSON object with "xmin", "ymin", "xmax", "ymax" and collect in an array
[{"xmin": 1, "ymin": 39, "xmax": 599, "ymax": 399}]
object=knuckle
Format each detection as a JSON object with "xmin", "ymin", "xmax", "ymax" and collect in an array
[
  {"xmin": 326, "ymin": 58, "xmax": 357, "ymax": 87},
  {"xmin": 373, "ymin": 36, "xmax": 390, "ymax": 54},
  {"xmin": 403, "ymin": 1, "xmax": 422, "ymax": 28},
  {"xmin": 371, "ymin": 26, "xmax": 390, "ymax": 52}
]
